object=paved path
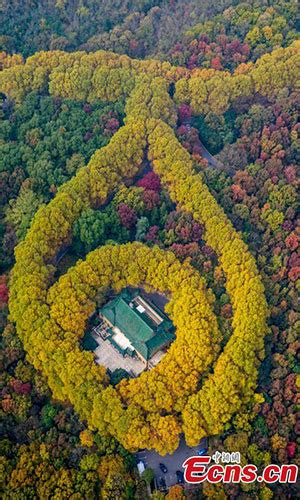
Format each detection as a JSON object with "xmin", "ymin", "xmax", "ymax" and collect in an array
[
  {"xmin": 136, "ymin": 436, "xmax": 207, "ymax": 489},
  {"xmin": 198, "ymin": 138, "xmax": 234, "ymax": 176},
  {"xmin": 93, "ymin": 334, "xmax": 145, "ymax": 376},
  {"xmin": 199, "ymin": 140, "xmax": 225, "ymax": 169},
  {"xmin": 184, "ymin": 123, "xmax": 234, "ymax": 176}
]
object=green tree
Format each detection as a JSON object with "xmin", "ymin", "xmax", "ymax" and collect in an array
[
  {"xmin": 5, "ymin": 184, "xmax": 45, "ymax": 240},
  {"xmin": 141, "ymin": 467, "xmax": 154, "ymax": 485},
  {"xmin": 136, "ymin": 216, "xmax": 149, "ymax": 241}
]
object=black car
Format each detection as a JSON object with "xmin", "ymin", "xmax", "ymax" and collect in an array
[
  {"xmin": 159, "ymin": 463, "xmax": 168, "ymax": 474},
  {"xmin": 159, "ymin": 477, "xmax": 167, "ymax": 490},
  {"xmin": 176, "ymin": 470, "xmax": 184, "ymax": 484}
]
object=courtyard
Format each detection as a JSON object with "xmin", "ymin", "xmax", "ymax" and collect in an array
[
  {"xmin": 93, "ymin": 333, "xmax": 145, "ymax": 376},
  {"xmin": 92, "ymin": 331, "xmax": 165, "ymax": 377},
  {"xmin": 92, "ymin": 333, "xmax": 165, "ymax": 377}
]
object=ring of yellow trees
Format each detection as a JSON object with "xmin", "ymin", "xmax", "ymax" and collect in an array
[
  {"xmin": 47, "ymin": 242, "xmax": 221, "ymax": 453},
  {"xmin": 3, "ymin": 43, "xmax": 297, "ymax": 453}
]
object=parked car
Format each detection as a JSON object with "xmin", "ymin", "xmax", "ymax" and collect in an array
[
  {"xmin": 198, "ymin": 447, "xmax": 208, "ymax": 456},
  {"xmin": 137, "ymin": 460, "xmax": 146, "ymax": 475},
  {"xmin": 176, "ymin": 470, "xmax": 184, "ymax": 484},
  {"xmin": 159, "ymin": 463, "xmax": 168, "ymax": 474},
  {"xmin": 159, "ymin": 477, "xmax": 167, "ymax": 490}
]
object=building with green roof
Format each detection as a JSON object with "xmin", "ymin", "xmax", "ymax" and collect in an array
[{"xmin": 98, "ymin": 289, "xmax": 175, "ymax": 365}]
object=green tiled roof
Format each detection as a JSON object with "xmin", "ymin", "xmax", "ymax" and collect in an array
[{"xmin": 100, "ymin": 291, "xmax": 174, "ymax": 360}]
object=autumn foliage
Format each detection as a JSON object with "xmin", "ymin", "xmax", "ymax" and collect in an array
[{"xmin": 3, "ymin": 43, "xmax": 299, "ymax": 454}]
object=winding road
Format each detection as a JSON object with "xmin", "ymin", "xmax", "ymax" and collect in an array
[{"xmin": 185, "ymin": 124, "xmax": 234, "ymax": 176}]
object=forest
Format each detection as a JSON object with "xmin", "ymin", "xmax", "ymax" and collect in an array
[{"xmin": 0, "ymin": 1, "xmax": 299, "ymax": 499}]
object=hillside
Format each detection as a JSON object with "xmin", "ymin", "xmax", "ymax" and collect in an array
[{"xmin": 0, "ymin": 3, "xmax": 299, "ymax": 499}]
